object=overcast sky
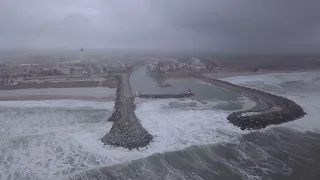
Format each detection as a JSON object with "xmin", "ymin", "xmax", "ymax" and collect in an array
[{"xmin": 1, "ymin": 0, "xmax": 319, "ymax": 52}]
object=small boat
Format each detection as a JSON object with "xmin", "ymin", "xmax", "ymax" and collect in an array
[{"xmin": 159, "ymin": 81, "xmax": 171, "ymax": 87}]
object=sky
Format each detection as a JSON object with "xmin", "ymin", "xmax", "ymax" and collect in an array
[{"xmin": 1, "ymin": 0, "xmax": 320, "ymax": 52}]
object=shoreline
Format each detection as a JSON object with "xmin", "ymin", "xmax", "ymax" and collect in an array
[
  {"xmin": 0, "ymin": 79, "xmax": 117, "ymax": 90},
  {"xmin": 0, "ymin": 95, "xmax": 115, "ymax": 102},
  {"xmin": 0, "ymin": 87, "xmax": 116, "ymax": 102}
]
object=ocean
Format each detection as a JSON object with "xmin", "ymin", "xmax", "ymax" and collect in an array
[{"xmin": 1, "ymin": 71, "xmax": 320, "ymax": 180}]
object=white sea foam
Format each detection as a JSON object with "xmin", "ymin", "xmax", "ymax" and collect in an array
[
  {"xmin": 237, "ymin": 96, "xmax": 257, "ymax": 111},
  {"xmin": 0, "ymin": 100, "xmax": 118, "ymax": 180},
  {"xmin": 0, "ymin": 97, "xmax": 250, "ymax": 179},
  {"xmin": 135, "ymin": 98, "xmax": 247, "ymax": 152},
  {"xmin": 222, "ymin": 71, "xmax": 320, "ymax": 132},
  {"xmin": 222, "ymin": 71, "xmax": 320, "ymax": 87},
  {"xmin": 1, "ymin": 71, "xmax": 320, "ymax": 179}
]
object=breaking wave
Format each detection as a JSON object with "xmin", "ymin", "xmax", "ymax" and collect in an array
[{"xmin": 1, "ymin": 71, "xmax": 320, "ymax": 180}]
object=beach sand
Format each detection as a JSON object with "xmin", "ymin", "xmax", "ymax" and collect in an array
[{"xmin": 0, "ymin": 87, "xmax": 116, "ymax": 101}]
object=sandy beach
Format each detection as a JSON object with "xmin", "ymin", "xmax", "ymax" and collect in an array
[{"xmin": 0, "ymin": 87, "xmax": 116, "ymax": 101}]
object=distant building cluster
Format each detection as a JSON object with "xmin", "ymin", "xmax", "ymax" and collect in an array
[
  {"xmin": 0, "ymin": 56, "xmax": 133, "ymax": 85},
  {"xmin": 0, "ymin": 55, "xmax": 220, "ymax": 85},
  {"xmin": 147, "ymin": 58, "xmax": 219, "ymax": 74}
]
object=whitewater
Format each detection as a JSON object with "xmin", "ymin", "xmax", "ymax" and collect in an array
[{"xmin": 1, "ymin": 71, "xmax": 320, "ymax": 180}]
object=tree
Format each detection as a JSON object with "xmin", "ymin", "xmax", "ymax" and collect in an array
[
  {"xmin": 0, "ymin": 74, "xmax": 4, "ymax": 84},
  {"xmin": 53, "ymin": 69, "xmax": 59, "ymax": 76},
  {"xmin": 69, "ymin": 67, "xmax": 74, "ymax": 75},
  {"xmin": 103, "ymin": 66, "xmax": 107, "ymax": 73}
]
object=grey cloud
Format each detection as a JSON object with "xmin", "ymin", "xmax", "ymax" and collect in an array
[
  {"xmin": 157, "ymin": 0, "xmax": 320, "ymax": 52},
  {"xmin": 0, "ymin": 0, "xmax": 320, "ymax": 52}
]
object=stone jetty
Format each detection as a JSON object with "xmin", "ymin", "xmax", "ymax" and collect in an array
[
  {"xmin": 101, "ymin": 74, "xmax": 153, "ymax": 149},
  {"xmin": 226, "ymin": 87, "xmax": 306, "ymax": 130},
  {"xmin": 101, "ymin": 71, "xmax": 306, "ymax": 149},
  {"xmin": 138, "ymin": 92, "xmax": 194, "ymax": 99},
  {"xmin": 106, "ymin": 77, "xmax": 122, "ymax": 123},
  {"xmin": 199, "ymin": 75, "xmax": 306, "ymax": 130}
]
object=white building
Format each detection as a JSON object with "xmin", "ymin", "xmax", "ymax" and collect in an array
[
  {"xmin": 190, "ymin": 58, "xmax": 201, "ymax": 65},
  {"xmin": 178, "ymin": 63, "xmax": 186, "ymax": 69},
  {"xmin": 160, "ymin": 65, "xmax": 169, "ymax": 71}
]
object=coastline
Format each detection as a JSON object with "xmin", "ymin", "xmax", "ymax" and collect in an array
[
  {"xmin": 0, "ymin": 87, "xmax": 116, "ymax": 102},
  {"xmin": 0, "ymin": 95, "xmax": 115, "ymax": 102},
  {"xmin": 0, "ymin": 80, "xmax": 117, "ymax": 90}
]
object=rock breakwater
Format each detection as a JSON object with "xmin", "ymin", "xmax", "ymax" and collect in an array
[
  {"xmin": 107, "ymin": 78, "xmax": 122, "ymax": 123},
  {"xmin": 199, "ymin": 76, "xmax": 306, "ymax": 130},
  {"xmin": 101, "ymin": 77, "xmax": 153, "ymax": 149},
  {"xmin": 227, "ymin": 87, "xmax": 306, "ymax": 130},
  {"xmin": 138, "ymin": 93, "xmax": 194, "ymax": 99}
]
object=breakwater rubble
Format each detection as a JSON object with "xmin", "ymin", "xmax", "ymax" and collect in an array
[
  {"xmin": 138, "ymin": 93, "xmax": 194, "ymax": 99},
  {"xmin": 227, "ymin": 87, "xmax": 306, "ymax": 130},
  {"xmin": 199, "ymin": 76, "xmax": 306, "ymax": 130},
  {"xmin": 101, "ymin": 77, "xmax": 153, "ymax": 150},
  {"xmin": 107, "ymin": 79, "xmax": 122, "ymax": 123}
]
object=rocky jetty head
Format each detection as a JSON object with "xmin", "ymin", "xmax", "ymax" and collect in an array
[
  {"xmin": 101, "ymin": 78, "xmax": 153, "ymax": 149},
  {"xmin": 226, "ymin": 86, "xmax": 306, "ymax": 130}
]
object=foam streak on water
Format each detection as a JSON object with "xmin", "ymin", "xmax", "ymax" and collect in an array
[
  {"xmin": 2, "ymin": 71, "xmax": 320, "ymax": 180},
  {"xmin": 0, "ymin": 100, "xmax": 120, "ymax": 180},
  {"xmin": 0, "ymin": 98, "xmax": 252, "ymax": 179},
  {"xmin": 70, "ymin": 71, "xmax": 320, "ymax": 180},
  {"xmin": 135, "ymin": 98, "xmax": 246, "ymax": 151},
  {"xmin": 222, "ymin": 71, "xmax": 320, "ymax": 132}
]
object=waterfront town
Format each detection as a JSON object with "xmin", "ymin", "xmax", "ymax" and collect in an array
[
  {"xmin": 0, "ymin": 55, "xmax": 219, "ymax": 86},
  {"xmin": 2, "ymin": 51, "xmax": 320, "ymax": 86},
  {"xmin": 0, "ymin": 51, "xmax": 318, "ymax": 180},
  {"xmin": 0, "ymin": 53, "xmax": 318, "ymax": 146},
  {"xmin": 147, "ymin": 58, "xmax": 219, "ymax": 74},
  {"xmin": 0, "ymin": 55, "xmax": 133, "ymax": 86}
]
